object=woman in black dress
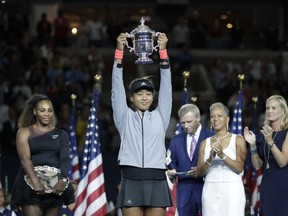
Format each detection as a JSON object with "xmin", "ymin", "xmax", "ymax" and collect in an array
[
  {"xmin": 244, "ymin": 95, "xmax": 288, "ymax": 216},
  {"xmin": 11, "ymin": 94, "xmax": 74, "ymax": 216}
]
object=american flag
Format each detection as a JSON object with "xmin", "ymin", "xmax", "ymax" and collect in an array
[
  {"xmin": 68, "ymin": 105, "xmax": 80, "ymax": 182},
  {"xmin": 230, "ymin": 90, "xmax": 243, "ymax": 135},
  {"xmin": 245, "ymin": 97, "xmax": 262, "ymax": 215},
  {"xmin": 74, "ymin": 90, "xmax": 108, "ymax": 216},
  {"xmin": 251, "ymin": 168, "xmax": 262, "ymax": 213},
  {"xmin": 166, "ymin": 88, "xmax": 188, "ymax": 216}
]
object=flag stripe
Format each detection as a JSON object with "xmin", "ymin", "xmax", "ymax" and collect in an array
[
  {"xmin": 230, "ymin": 90, "xmax": 243, "ymax": 135},
  {"xmin": 68, "ymin": 106, "xmax": 80, "ymax": 182},
  {"xmin": 76, "ymin": 158, "xmax": 105, "ymax": 202},
  {"xmin": 74, "ymin": 90, "xmax": 107, "ymax": 216}
]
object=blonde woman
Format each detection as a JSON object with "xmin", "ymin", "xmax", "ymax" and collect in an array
[{"xmin": 244, "ymin": 95, "xmax": 288, "ymax": 215}]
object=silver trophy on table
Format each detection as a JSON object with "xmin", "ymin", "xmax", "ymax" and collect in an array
[{"xmin": 125, "ymin": 17, "xmax": 161, "ymax": 64}]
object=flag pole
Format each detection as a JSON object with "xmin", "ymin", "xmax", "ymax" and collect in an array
[
  {"xmin": 68, "ymin": 93, "xmax": 81, "ymax": 183},
  {"xmin": 70, "ymin": 94, "xmax": 77, "ymax": 108},
  {"xmin": 183, "ymin": 71, "xmax": 190, "ymax": 90},
  {"xmin": 230, "ymin": 74, "xmax": 245, "ymax": 135},
  {"xmin": 252, "ymin": 97, "xmax": 258, "ymax": 110},
  {"xmin": 238, "ymin": 74, "xmax": 245, "ymax": 90},
  {"xmin": 94, "ymin": 74, "xmax": 102, "ymax": 92}
]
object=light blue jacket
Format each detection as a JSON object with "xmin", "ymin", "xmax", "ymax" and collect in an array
[{"xmin": 111, "ymin": 61, "xmax": 172, "ymax": 169}]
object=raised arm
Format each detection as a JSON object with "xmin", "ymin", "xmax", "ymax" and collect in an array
[
  {"xmin": 157, "ymin": 33, "xmax": 172, "ymax": 129},
  {"xmin": 111, "ymin": 33, "xmax": 129, "ymax": 130}
]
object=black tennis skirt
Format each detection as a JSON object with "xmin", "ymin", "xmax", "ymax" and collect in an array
[{"xmin": 116, "ymin": 167, "xmax": 173, "ymax": 208}]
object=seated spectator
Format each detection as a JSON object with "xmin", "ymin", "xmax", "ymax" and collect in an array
[{"xmin": 0, "ymin": 189, "xmax": 17, "ymax": 216}]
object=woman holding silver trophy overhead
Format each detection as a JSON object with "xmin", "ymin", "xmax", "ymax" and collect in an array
[
  {"xmin": 111, "ymin": 21, "xmax": 173, "ymax": 216},
  {"xmin": 11, "ymin": 94, "xmax": 75, "ymax": 216}
]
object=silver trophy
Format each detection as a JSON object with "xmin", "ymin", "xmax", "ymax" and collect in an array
[{"xmin": 125, "ymin": 17, "xmax": 161, "ymax": 64}]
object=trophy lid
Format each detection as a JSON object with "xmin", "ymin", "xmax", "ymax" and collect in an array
[{"xmin": 130, "ymin": 17, "xmax": 154, "ymax": 34}]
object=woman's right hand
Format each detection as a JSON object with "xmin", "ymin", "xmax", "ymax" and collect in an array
[
  {"xmin": 32, "ymin": 179, "xmax": 45, "ymax": 195},
  {"xmin": 208, "ymin": 148, "xmax": 216, "ymax": 162},
  {"xmin": 243, "ymin": 126, "xmax": 256, "ymax": 146},
  {"xmin": 116, "ymin": 33, "xmax": 127, "ymax": 51}
]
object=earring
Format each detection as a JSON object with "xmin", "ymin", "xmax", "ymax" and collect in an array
[{"xmin": 226, "ymin": 123, "xmax": 229, "ymax": 131}]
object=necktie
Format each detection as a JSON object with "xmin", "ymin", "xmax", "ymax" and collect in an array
[{"xmin": 190, "ymin": 134, "xmax": 196, "ymax": 161}]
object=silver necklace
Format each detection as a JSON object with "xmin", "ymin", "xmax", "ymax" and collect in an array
[
  {"xmin": 213, "ymin": 132, "xmax": 230, "ymax": 144},
  {"xmin": 263, "ymin": 131, "xmax": 278, "ymax": 169}
]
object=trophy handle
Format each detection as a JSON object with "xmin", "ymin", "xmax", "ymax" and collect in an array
[
  {"xmin": 153, "ymin": 32, "xmax": 162, "ymax": 51},
  {"xmin": 125, "ymin": 32, "xmax": 134, "ymax": 52}
]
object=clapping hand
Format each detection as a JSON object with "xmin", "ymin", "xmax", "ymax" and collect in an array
[
  {"xmin": 243, "ymin": 126, "xmax": 256, "ymax": 145},
  {"xmin": 260, "ymin": 125, "xmax": 274, "ymax": 144}
]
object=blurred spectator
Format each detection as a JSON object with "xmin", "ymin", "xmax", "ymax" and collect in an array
[
  {"xmin": 56, "ymin": 102, "xmax": 71, "ymax": 132},
  {"xmin": 85, "ymin": 45, "xmax": 105, "ymax": 87},
  {"xmin": 86, "ymin": 15, "xmax": 104, "ymax": 47},
  {"xmin": 209, "ymin": 58, "xmax": 230, "ymax": 103},
  {"xmin": 1, "ymin": 106, "xmax": 18, "ymax": 153},
  {"xmin": 4, "ymin": 12, "xmax": 29, "ymax": 47},
  {"xmin": 173, "ymin": 46, "xmax": 193, "ymax": 73},
  {"xmin": 0, "ymin": 189, "xmax": 17, "ymax": 216},
  {"xmin": 20, "ymin": 33, "xmax": 36, "ymax": 71},
  {"xmin": 47, "ymin": 55, "xmax": 64, "ymax": 85},
  {"xmin": 172, "ymin": 16, "xmax": 190, "ymax": 48},
  {"xmin": 150, "ymin": 16, "xmax": 168, "ymax": 36},
  {"xmin": 229, "ymin": 20, "xmax": 245, "ymax": 49},
  {"xmin": 185, "ymin": 10, "xmax": 208, "ymax": 49},
  {"xmin": 36, "ymin": 12, "xmax": 52, "ymax": 46},
  {"xmin": 34, "ymin": 76, "xmax": 49, "ymax": 95},
  {"xmin": 26, "ymin": 58, "xmax": 47, "ymax": 91},
  {"xmin": 39, "ymin": 40, "xmax": 54, "ymax": 65},
  {"xmin": 53, "ymin": 9, "xmax": 70, "ymax": 47},
  {"xmin": 10, "ymin": 74, "xmax": 32, "ymax": 116},
  {"xmin": 0, "ymin": 71, "xmax": 10, "ymax": 105},
  {"xmin": 106, "ymin": 15, "xmax": 122, "ymax": 47},
  {"xmin": 1, "ymin": 106, "xmax": 20, "ymax": 192},
  {"xmin": 6, "ymin": 50, "xmax": 26, "ymax": 85},
  {"xmin": 265, "ymin": 23, "xmax": 279, "ymax": 50},
  {"xmin": 247, "ymin": 55, "xmax": 262, "ymax": 82},
  {"xmin": 0, "ymin": 101, "xmax": 9, "ymax": 133},
  {"xmin": 64, "ymin": 56, "xmax": 86, "ymax": 97},
  {"xmin": 76, "ymin": 17, "xmax": 90, "ymax": 48}
]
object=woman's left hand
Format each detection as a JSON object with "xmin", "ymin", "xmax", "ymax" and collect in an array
[
  {"xmin": 212, "ymin": 142, "xmax": 225, "ymax": 158},
  {"xmin": 260, "ymin": 125, "xmax": 274, "ymax": 144},
  {"xmin": 53, "ymin": 179, "xmax": 66, "ymax": 196}
]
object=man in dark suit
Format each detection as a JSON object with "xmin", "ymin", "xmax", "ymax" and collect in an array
[{"xmin": 167, "ymin": 104, "xmax": 213, "ymax": 216}]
